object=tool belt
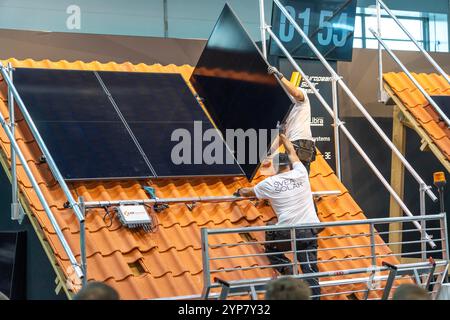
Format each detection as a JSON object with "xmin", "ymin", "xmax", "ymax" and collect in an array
[{"xmin": 292, "ymin": 139, "xmax": 316, "ymax": 163}]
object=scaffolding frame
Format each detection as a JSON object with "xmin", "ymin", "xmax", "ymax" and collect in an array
[
  {"xmin": 201, "ymin": 214, "xmax": 449, "ymax": 300},
  {"xmin": 370, "ymin": 0, "xmax": 450, "ymax": 258},
  {"xmin": 259, "ymin": 0, "xmax": 437, "ymax": 246}
]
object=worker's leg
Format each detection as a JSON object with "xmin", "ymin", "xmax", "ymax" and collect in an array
[
  {"xmin": 295, "ymin": 228, "xmax": 321, "ymax": 299},
  {"xmin": 265, "ymin": 228, "xmax": 292, "ymax": 274}
]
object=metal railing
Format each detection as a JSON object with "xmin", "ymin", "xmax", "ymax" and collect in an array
[
  {"xmin": 373, "ymin": 0, "xmax": 450, "ymax": 128},
  {"xmin": 201, "ymin": 214, "xmax": 449, "ymax": 300},
  {"xmin": 0, "ymin": 62, "xmax": 86, "ymax": 285},
  {"xmin": 259, "ymin": 0, "xmax": 438, "ymax": 245}
]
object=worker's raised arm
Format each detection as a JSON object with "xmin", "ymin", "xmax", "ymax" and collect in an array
[
  {"xmin": 268, "ymin": 66, "xmax": 304, "ymax": 102},
  {"xmin": 280, "ymin": 133, "xmax": 300, "ymax": 164}
]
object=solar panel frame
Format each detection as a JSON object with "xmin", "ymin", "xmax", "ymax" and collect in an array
[
  {"xmin": 190, "ymin": 4, "xmax": 294, "ymax": 180},
  {"xmin": 13, "ymin": 67, "xmax": 244, "ymax": 180},
  {"xmin": 97, "ymin": 70, "xmax": 243, "ymax": 178}
]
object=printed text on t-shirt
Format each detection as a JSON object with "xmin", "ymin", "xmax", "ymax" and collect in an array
[{"xmin": 274, "ymin": 179, "xmax": 303, "ymax": 193}]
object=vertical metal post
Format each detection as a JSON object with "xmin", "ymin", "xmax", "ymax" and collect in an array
[
  {"xmin": 419, "ymin": 184, "xmax": 427, "ymax": 261},
  {"xmin": 259, "ymin": 0, "xmax": 268, "ymax": 58},
  {"xmin": 439, "ymin": 213, "xmax": 449, "ymax": 286},
  {"xmin": 365, "ymin": 223, "xmax": 378, "ymax": 300},
  {"xmin": 8, "ymin": 64, "xmax": 17, "ymax": 217},
  {"xmin": 7, "ymin": 63, "xmax": 24, "ymax": 223},
  {"xmin": 440, "ymin": 213, "xmax": 449, "ymax": 261},
  {"xmin": 290, "ymin": 228, "xmax": 298, "ymax": 275},
  {"xmin": 78, "ymin": 196, "xmax": 87, "ymax": 287},
  {"xmin": 376, "ymin": 0, "xmax": 384, "ymax": 102},
  {"xmin": 163, "ymin": 0, "xmax": 168, "ymax": 38},
  {"xmin": 201, "ymin": 228, "xmax": 212, "ymax": 299},
  {"xmin": 331, "ymin": 76, "xmax": 341, "ymax": 180}
]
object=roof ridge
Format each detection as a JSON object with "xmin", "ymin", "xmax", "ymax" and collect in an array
[{"xmin": 1, "ymin": 58, "xmax": 193, "ymax": 69}]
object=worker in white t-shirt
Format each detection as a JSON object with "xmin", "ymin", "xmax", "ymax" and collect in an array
[
  {"xmin": 234, "ymin": 134, "xmax": 321, "ymax": 299},
  {"xmin": 267, "ymin": 66, "xmax": 316, "ymax": 173}
]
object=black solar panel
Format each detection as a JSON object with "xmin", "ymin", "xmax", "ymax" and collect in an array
[
  {"xmin": 13, "ymin": 68, "xmax": 154, "ymax": 180},
  {"xmin": 36, "ymin": 122, "xmax": 153, "ymax": 180},
  {"xmin": 190, "ymin": 4, "xmax": 294, "ymax": 180},
  {"xmin": 97, "ymin": 71, "xmax": 242, "ymax": 177},
  {"xmin": 97, "ymin": 72, "xmax": 207, "ymax": 122},
  {"xmin": 13, "ymin": 68, "xmax": 243, "ymax": 180}
]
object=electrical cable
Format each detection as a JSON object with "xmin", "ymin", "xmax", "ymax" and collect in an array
[{"xmin": 102, "ymin": 206, "xmax": 115, "ymax": 228}]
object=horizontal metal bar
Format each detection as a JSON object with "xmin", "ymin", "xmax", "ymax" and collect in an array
[
  {"xmin": 206, "ymin": 214, "xmax": 445, "ymax": 235},
  {"xmin": 82, "ymin": 191, "xmax": 342, "ymax": 209},
  {"xmin": 210, "ymin": 249, "xmax": 296, "ymax": 261},
  {"xmin": 377, "ymin": 227, "xmax": 443, "ymax": 236},
  {"xmin": 385, "ymin": 238, "xmax": 444, "ymax": 247},
  {"xmin": 208, "ymin": 231, "xmax": 375, "ymax": 249},
  {"xmin": 210, "ymin": 262, "xmax": 293, "ymax": 274}
]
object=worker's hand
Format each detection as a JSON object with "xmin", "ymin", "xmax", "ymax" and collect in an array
[
  {"xmin": 276, "ymin": 121, "xmax": 286, "ymax": 135},
  {"xmin": 262, "ymin": 159, "xmax": 272, "ymax": 168},
  {"xmin": 268, "ymin": 66, "xmax": 284, "ymax": 79}
]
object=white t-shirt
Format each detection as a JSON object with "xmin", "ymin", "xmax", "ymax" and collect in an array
[
  {"xmin": 285, "ymin": 88, "xmax": 313, "ymax": 142},
  {"xmin": 253, "ymin": 162, "xmax": 319, "ymax": 226}
]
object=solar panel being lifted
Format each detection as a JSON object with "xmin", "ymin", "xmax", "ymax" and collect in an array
[
  {"xmin": 12, "ymin": 68, "xmax": 243, "ymax": 180},
  {"xmin": 190, "ymin": 4, "xmax": 294, "ymax": 180}
]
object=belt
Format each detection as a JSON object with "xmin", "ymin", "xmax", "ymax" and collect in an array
[{"xmin": 292, "ymin": 139, "xmax": 315, "ymax": 149}]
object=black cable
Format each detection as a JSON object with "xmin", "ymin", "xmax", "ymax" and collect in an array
[
  {"xmin": 102, "ymin": 206, "xmax": 115, "ymax": 228},
  {"xmin": 142, "ymin": 203, "xmax": 159, "ymax": 233}
]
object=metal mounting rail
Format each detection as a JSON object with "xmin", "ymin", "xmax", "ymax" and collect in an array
[
  {"xmin": 0, "ymin": 94, "xmax": 84, "ymax": 280},
  {"xmin": 259, "ymin": 0, "xmax": 438, "ymax": 247},
  {"xmin": 0, "ymin": 62, "xmax": 87, "ymax": 286},
  {"xmin": 82, "ymin": 190, "xmax": 341, "ymax": 209},
  {"xmin": 376, "ymin": 0, "xmax": 450, "ymax": 104}
]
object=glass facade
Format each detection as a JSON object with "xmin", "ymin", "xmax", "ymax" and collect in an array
[
  {"xmin": 0, "ymin": 0, "xmax": 448, "ymax": 52},
  {"xmin": 354, "ymin": 7, "xmax": 449, "ymax": 52}
]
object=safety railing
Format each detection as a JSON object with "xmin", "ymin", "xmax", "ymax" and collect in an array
[
  {"xmin": 258, "ymin": 0, "xmax": 438, "ymax": 245},
  {"xmin": 201, "ymin": 214, "xmax": 449, "ymax": 300},
  {"xmin": 374, "ymin": 0, "xmax": 450, "ymax": 127},
  {"xmin": 0, "ymin": 62, "xmax": 87, "ymax": 285}
]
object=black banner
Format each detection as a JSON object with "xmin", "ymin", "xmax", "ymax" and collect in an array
[{"xmin": 279, "ymin": 58, "xmax": 337, "ymax": 171}]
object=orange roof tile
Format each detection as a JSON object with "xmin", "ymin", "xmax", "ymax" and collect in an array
[
  {"xmin": 0, "ymin": 58, "xmax": 401, "ymax": 300},
  {"xmin": 384, "ymin": 72, "xmax": 450, "ymax": 165}
]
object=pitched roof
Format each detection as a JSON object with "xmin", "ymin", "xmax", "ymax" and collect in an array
[
  {"xmin": 0, "ymin": 59, "xmax": 400, "ymax": 300},
  {"xmin": 384, "ymin": 72, "xmax": 450, "ymax": 171}
]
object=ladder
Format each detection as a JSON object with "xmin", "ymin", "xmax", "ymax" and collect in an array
[{"xmin": 381, "ymin": 259, "xmax": 446, "ymax": 300}]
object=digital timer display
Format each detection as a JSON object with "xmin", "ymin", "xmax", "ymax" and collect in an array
[{"xmin": 269, "ymin": 0, "xmax": 357, "ymax": 61}]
